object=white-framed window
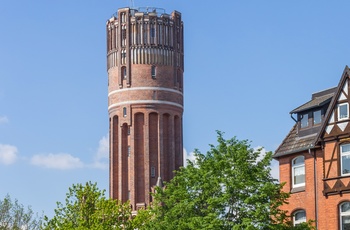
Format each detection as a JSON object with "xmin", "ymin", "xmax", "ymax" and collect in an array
[
  {"xmin": 340, "ymin": 202, "xmax": 350, "ymax": 230},
  {"xmin": 341, "ymin": 144, "xmax": 350, "ymax": 176},
  {"xmin": 313, "ymin": 110, "xmax": 322, "ymax": 125},
  {"xmin": 301, "ymin": 113, "xmax": 309, "ymax": 128},
  {"xmin": 127, "ymin": 146, "xmax": 130, "ymax": 157},
  {"xmin": 293, "ymin": 210, "xmax": 306, "ymax": 226},
  {"xmin": 338, "ymin": 103, "xmax": 349, "ymax": 121},
  {"xmin": 292, "ymin": 156, "xmax": 305, "ymax": 188}
]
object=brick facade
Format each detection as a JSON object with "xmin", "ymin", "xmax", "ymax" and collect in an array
[
  {"xmin": 106, "ymin": 7, "xmax": 184, "ymax": 211},
  {"xmin": 275, "ymin": 66, "xmax": 350, "ymax": 229}
]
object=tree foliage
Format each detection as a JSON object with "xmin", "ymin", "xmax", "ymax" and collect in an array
[
  {"xmin": 42, "ymin": 132, "xmax": 315, "ymax": 229},
  {"xmin": 0, "ymin": 194, "xmax": 42, "ymax": 230},
  {"xmin": 138, "ymin": 131, "xmax": 314, "ymax": 229},
  {"xmin": 43, "ymin": 182, "xmax": 134, "ymax": 230}
]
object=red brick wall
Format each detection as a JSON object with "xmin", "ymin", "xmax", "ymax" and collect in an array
[
  {"xmin": 317, "ymin": 140, "xmax": 350, "ymax": 229},
  {"xmin": 278, "ymin": 145, "xmax": 350, "ymax": 229},
  {"xmin": 279, "ymin": 150, "xmax": 316, "ymax": 224},
  {"xmin": 107, "ymin": 8, "xmax": 184, "ymax": 211}
]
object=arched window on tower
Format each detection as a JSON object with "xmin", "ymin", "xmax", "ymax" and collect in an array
[
  {"xmin": 121, "ymin": 66, "xmax": 127, "ymax": 80},
  {"xmin": 151, "ymin": 66, "xmax": 156, "ymax": 79},
  {"xmin": 123, "ymin": 107, "xmax": 127, "ymax": 117}
]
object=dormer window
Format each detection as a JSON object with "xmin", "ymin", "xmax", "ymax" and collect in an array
[
  {"xmin": 300, "ymin": 114, "xmax": 308, "ymax": 128},
  {"xmin": 313, "ymin": 110, "xmax": 322, "ymax": 125},
  {"xmin": 338, "ymin": 103, "xmax": 349, "ymax": 121}
]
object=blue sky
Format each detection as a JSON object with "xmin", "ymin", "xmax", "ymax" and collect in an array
[{"xmin": 1, "ymin": 0, "xmax": 350, "ymax": 217}]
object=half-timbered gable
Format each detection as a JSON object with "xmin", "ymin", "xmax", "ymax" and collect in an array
[
  {"xmin": 316, "ymin": 67, "xmax": 350, "ymax": 197},
  {"xmin": 322, "ymin": 68, "xmax": 350, "ymax": 140},
  {"xmin": 274, "ymin": 66, "xmax": 350, "ymax": 229}
]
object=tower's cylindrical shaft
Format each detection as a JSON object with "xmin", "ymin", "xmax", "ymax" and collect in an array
[{"xmin": 107, "ymin": 7, "xmax": 184, "ymax": 211}]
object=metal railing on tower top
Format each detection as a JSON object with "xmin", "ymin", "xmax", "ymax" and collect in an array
[{"xmin": 112, "ymin": 7, "xmax": 168, "ymax": 18}]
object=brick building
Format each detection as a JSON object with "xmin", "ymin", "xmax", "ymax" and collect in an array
[
  {"xmin": 274, "ymin": 66, "xmax": 350, "ymax": 229},
  {"xmin": 106, "ymin": 7, "xmax": 184, "ymax": 212}
]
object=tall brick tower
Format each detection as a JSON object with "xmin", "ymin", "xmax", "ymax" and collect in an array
[{"xmin": 106, "ymin": 7, "xmax": 184, "ymax": 211}]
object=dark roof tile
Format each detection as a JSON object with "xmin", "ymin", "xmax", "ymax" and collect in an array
[
  {"xmin": 290, "ymin": 93, "xmax": 334, "ymax": 114},
  {"xmin": 273, "ymin": 124, "xmax": 317, "ymax": 158}
]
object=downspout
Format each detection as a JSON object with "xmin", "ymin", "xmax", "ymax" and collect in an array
[
  {"xmin": 291, "ymin": 114, "xmax": 298, "ymax": 133},
  {"xmin": 309, "ymin": 148, "xmax": 318, "ymax": 229}
]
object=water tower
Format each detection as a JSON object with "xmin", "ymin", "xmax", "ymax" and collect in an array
[{"xmin": 106, "ymin": 7, "xmax": 184, "ymax": 211}]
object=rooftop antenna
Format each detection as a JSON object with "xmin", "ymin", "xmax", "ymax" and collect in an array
[{"xmin": 129, "ymin": 0, "xmax": 135, "ymax": 8}]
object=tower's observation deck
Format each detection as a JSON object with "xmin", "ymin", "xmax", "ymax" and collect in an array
[{"xmin": 106, "ymin": 7, "xmax": 184, "ymax": 211}]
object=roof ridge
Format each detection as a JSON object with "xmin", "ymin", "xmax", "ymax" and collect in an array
[{"xmin": 312, "ymin": 86, "xmax": 337, "ymax": 99}]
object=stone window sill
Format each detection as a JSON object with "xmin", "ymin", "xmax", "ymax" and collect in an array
[{"xmin": 291, "ymin": 186, "xmax": 305, "ymax": 193}]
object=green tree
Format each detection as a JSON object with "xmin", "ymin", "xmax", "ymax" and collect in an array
[
  {"xmin": 138, "ymin": 131, "xmax": 314, "ymax": 229},
  {"xmin": 43, "ymin": 182, "xmax": 133, "ymax": 230},
  {"xmin": 0, "ymin": 194, "xmax": 42, "ymax": 230}
]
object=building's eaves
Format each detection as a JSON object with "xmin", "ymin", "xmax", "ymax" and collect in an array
[
  {"xmin": 274, "ymin": 124, "xmax": 318, "ymax": 158},
  {"xmin": 273, "ymin": 145, "xmax": 316, "ymax": 158},
  {"xmin": 290, "ymin": 93, "xmax": 334, "ymax": 114}
]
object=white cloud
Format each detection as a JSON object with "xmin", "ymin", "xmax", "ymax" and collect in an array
[
  {"xmin": 270, "ymin": 159, "xmax": 280, "ymax": 180},
  {"xmin": 0, "ymin": 144, "xmax": 18, "ymax": 165},
  {"xmin": 0, "ymin": 116, "xmax": 9, "ymax": 124},
  {"xmin": 254, "ymin": 146, "xmax": 267, "ymax": 162},
  {"xmin": 91, "ymin": 135, "xmax": 109, "ymax": 170},
  {"xmin": 183, "ymin": 148, "xmax": 196, "ymax": 167},
  {"xmin": 30, "ymin": 153, "xmax": 84, "ymax": 170},
  {"xmin": 96, "ymin": 135, "xmax": 109, "ymax": 160},
  {"xmin": 29, "ymin": 135, "xmax": 109, "ymax": 170},
  {"xmin": 254, "ymin": 146, "xmax": 280, "ymax": 180}
]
